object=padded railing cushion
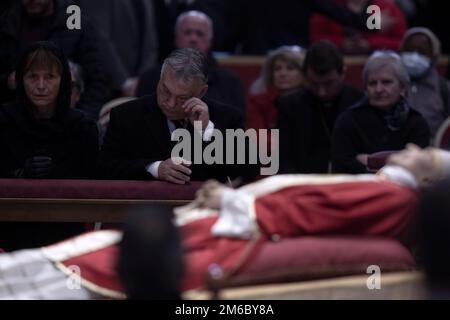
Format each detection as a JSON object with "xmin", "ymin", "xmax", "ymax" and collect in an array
[
  {"xmin": 434, "ymin": 116, "xmax": 450, "ymax": 150},
  {"xmin": 223, "ymin": 236, "xmax": 415, "ymax": 288},
  {"xmin": 219, "ymin": 55, "xmax": 448, "ymax": 94},
  {"xmin": 0, "ymin": 179, "xmax": 203, "ymax": 200}
]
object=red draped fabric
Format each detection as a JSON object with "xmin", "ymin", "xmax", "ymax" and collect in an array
[
  {"xmin": 59, "ymin": 180, "xmax": 418, "ymax": 293},
  {"xmin": 180, "ymin": 180, "xmax": 417, "ymax": 291},
  {"xmin": 255, "ymin": 180, "xmax": 416, "ymax": 239}
]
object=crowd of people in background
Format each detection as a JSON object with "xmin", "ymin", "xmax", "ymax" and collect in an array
[{"xmin": 1, "ymin": 0, "xmax": 450, "ymax": 299}]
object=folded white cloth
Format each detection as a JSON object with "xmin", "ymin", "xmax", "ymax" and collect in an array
[
  {"xmin": 377, "ymin": 165, "xmax": 418, "ymax": 189},
  {"xmin": 211, "ymin": 189, "xmax": 257, "ymax": 239}
]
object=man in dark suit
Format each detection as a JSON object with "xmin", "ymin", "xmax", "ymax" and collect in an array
[
  {"xmin": 100, "ymin": 48, "xmax": 254, "ymax": 184},
  {"xmin": 277, "ymin": 41, "xmax": 364, "ymax": 174}
]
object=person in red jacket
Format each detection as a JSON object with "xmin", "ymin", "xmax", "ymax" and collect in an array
[
  {"xmin": 310, "ymin": 0, "xmax": 407, "ymax": 54},
  {"xmin": 246, "ymin": 45, "xmax": 305, "ymax": 152}
]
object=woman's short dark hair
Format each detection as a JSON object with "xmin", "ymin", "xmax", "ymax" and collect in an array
[
  {"xmin": 23, "ymin": 47, "xmax": 63, "ymax": 76},
  {"xmin": 15, "ymin": 41, "xmax": 72, "ymax": 114}
]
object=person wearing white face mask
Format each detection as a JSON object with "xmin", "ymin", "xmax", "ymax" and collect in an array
[
  {"xmin": 400, "ymin": 27, "xmax": 450, "ymax": 139},
  {"xmin": 401, "ymin": 51, "xmax": 431, "ymax": 79}
]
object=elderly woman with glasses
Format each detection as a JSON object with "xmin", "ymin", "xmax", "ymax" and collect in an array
[{"xmin": 331, "ymin": 50, "xmax": 430, "ymax": 174}]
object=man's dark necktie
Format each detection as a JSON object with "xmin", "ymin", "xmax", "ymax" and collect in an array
[{"xmin": 173, "ymin": 119, "xmax": 187, "ymax": 129}]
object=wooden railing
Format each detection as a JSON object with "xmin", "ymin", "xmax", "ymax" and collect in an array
[
  {"xmin": 0, "ymin": 179, "xmax": 202, "ymax": 222},
  {"xmin": 218, "ymin": 55, "xmax": 449, "ymax": 93}
]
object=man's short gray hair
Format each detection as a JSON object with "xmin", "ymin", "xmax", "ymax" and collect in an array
[
  {"xmin": 363, "ymin": 50, "xmax": 410, "ymax": 89},
  {"xmin": 162, "ymin": 48, "xmax": 209, "ymax": 85},
  {"xmin": 175, "ymin": 10, "xmax": 213, "ymax": 40}
]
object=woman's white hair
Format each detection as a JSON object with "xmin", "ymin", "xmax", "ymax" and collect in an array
[{"xmin": 362, "ymin": 50, "xmax": 410, "ymax": 90}]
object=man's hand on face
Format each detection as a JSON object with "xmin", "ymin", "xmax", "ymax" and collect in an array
[
  {"xmin": 182, "ymin": 97, "xmax": 209, "ymax": 129},
  {"xmin": 158, "ymin": 157, "xmax": 192, "ymax": 185}
]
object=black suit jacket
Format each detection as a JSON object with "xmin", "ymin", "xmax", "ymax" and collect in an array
[
  {"xmin": 278, "ymin": 85, "xmax": 364, "ymax": 174},
  {"xmin": 100, "ymin": 94, "xmax": 255, "ymax": 182}
]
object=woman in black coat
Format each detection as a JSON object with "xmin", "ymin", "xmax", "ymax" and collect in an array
[
  {"xmin": 0, "ymin": 41, "xmax": 98, "ymax": 251},
  {"xmin": 0, "ymin": 41, "xmax": 98, "ymax": 179},
  {"xmin": 331, "ymin": 50, "xmax": 430, "ymax": 174}
]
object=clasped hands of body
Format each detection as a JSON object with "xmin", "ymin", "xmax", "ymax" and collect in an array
[{"xmin": 158, "ymin": 98, "xmax": 209, "ymax": 185}]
